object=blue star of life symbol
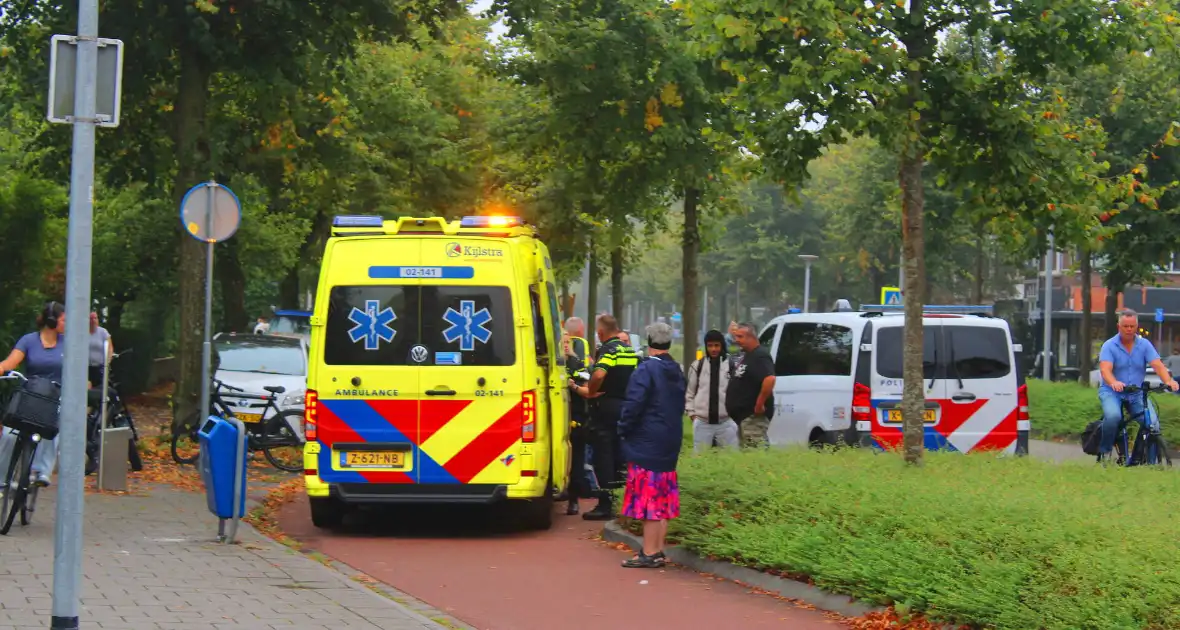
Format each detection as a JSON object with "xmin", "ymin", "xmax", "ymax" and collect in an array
[
  {"xmin": 347, "ymin": 300, "xmax": 397, "ymax": 351},
  {"xmin": 442, "ymin": 300, "xmax": 493, "ymax": 352}
]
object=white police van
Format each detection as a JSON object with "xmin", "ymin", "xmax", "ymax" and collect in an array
[{"xmin": 759, "ymin": 304, "xmax": 1029, "ymax": 454}]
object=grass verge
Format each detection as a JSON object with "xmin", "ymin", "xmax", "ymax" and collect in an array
[
  {"xmin": 672, "ymin": 447, "xmax": 1180, "ymax": 629},
  {"xmin": 1028, "ymin": 379, "xmax": 1180, "ymax": 446}
]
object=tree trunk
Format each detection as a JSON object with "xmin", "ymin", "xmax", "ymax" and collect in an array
[
  {"xmin": 681, "ymin": 187, "xmax": 702, "ymax": 366},
  {"xmin": 610, "ymin": 246, "xmax": 624, "ymax": 323},
  {"xmin": 1079, "ymin": 246, "xmax": 1093, "ymax": 385},
  {"xmin": 218, "ymin": 240, "xmax": 249, "ymax": 333},
  {"xmin": 899, "ymin": 15, "xmax": 930, "ymax": 466},
  {"xmin": 172, "ymin": 43, "xmax": 212, "ymax": 432},
  {"xmin": 279, "ymin": 266, "xmax": 300, "ymax": 311},
  {"xmin": 1104, "ymin": 276, "xmax": 1121, "ymax": 340},
  {"xmin": 587, "ymin": 251, "xmax": 599, "ymax": 336},
  {"xmin": 106, "ymin": 300, "xmax": 125, "ymax": 335}
]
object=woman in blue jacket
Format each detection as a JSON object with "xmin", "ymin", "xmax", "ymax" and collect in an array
[{"xmin": 617, "ymin": 322, "xmax": 686, "ymax": 569}]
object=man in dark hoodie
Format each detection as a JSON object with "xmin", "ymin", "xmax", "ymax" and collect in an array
[
  {"xmin": 617, "ymin": 322, "xmax": 686, "ymax": 569},
  {"xmin": 686, "ymin": 329, "xmax": 738, "ymax": 451}
]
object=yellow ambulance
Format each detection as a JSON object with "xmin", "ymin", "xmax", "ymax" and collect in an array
[{"xmin": 302, "ymin": 215, "xmax": 571, "ymax": 530}]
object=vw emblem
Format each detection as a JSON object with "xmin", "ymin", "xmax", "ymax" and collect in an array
[
  {"xmin": 410, "ymin": 345, "xmax": 429, "ymax": 363},
  {"xmin": 239, "ymin": 400, "xmax": 250, "ymax": 407}
]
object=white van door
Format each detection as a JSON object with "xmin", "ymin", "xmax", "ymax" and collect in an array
[
  {"xmin": 768, "ymin": 320, "xmax": 857, "ymax": 446},
  {"xmin": 938, "ymin": 320, "xmax": 1019, "ymax": 453},
  {"xmin": 869, "ymin": 321, "xmax": 948, "ymax": 450}
]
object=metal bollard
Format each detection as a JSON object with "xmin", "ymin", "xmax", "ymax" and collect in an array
[{"xmin": 98, "ymin": 427, "xmax": 131, "ymax": 491}]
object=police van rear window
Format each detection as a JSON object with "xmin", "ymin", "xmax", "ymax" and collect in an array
[
  {"xmin": 875, "ymin": 327, "xmax": 939, "ymax": 379},
  {"xmin": 946, "ymin": 326, "xmax": 1010, "ymax": 379},
  {"xmin": 324, "ymin": 286, "xmax": 515, "ymax": 367}
]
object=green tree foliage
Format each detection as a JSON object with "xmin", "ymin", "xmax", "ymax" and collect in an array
[{"xmin": 683, "ymin": 0, "xmax": 1173, "ymax": 463}]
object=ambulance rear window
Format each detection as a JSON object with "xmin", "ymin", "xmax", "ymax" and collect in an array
[
  {"xmin": 324, "ymin": 286, "xmax": 417, "ymax": 366},
  {"xmin": 323, "ymin": 285, "xmax": 516, "ymax": 366},
  {"xmin": 420, "ymin": 286, "xmax": 516, "ymax": 366}
]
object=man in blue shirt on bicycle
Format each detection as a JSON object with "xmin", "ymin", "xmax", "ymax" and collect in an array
[{"xmin": 1098, "ymin": 309, "xmax": 1180, "ymax": 459}]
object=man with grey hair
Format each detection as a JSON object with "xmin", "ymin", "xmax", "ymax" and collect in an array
[
  {"xmin": 726, "ymin": 322, "xmax": 776, "ymax": 448},
  {"xmin": 564, "ymin": 317, "xmax": 590, "ymax": 364},
  {"xmin": 617, "ymin": 321, "xmax": 686, "ymax": 568},
  {"xmin": 1096, "ymin": 309, "xmax": 1179, "ymax": 460}
]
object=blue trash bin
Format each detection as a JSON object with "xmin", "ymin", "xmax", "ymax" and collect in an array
[{"xmin": 198, "ymin": 416, "xmax": 248, "ymax": 520}]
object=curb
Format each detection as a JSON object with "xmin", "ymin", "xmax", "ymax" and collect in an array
[
  {"xmin": 237, "ymin": 497, "xmax": 471, "ymax": 630},
  {"xmin": 602, "ymin": 521, "xmax": 883, "ymax": 619}
]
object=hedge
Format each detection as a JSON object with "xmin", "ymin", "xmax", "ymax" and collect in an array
[{"xmin": 670, "ymin": 448, "xmax": 1180, "ymax": 629}]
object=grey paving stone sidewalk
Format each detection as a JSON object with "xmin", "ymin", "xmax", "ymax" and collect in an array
[{"xmin": 0, "ymin": 486, "xmax": 444, "ymax": 629}]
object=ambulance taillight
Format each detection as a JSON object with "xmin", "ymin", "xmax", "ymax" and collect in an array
[
  {"xmin": 305, "ymin": 390, "xmax": 319, "ymax": 442},
  {"xmin": 521, "ymin": 390, "xmax": 537, "ymax": 442}
]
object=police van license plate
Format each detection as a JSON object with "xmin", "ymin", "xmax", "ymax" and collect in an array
[
  {"xmin": 887, "ymin": 409, "xmax": 937, "ymax": 423},
  {"xmin": 341, "ymin": 451, "xmax": 406, "ymax": 468}
]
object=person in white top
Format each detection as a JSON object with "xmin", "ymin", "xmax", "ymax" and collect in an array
[{"xmin": 685, "ymin": 329, "xmax": 739, "ymax": 452}]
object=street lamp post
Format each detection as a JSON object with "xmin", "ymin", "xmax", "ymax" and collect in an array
[{"xmin": 798, "ymin": 254, "xmax": 819, "ymax": 313}]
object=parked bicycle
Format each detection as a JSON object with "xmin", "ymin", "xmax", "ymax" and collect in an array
[
  {"xmin": 0, "ymin": 371, "xmax": 60, "ymax": 535},
  {"xmin": 1083, "ymin": 382, "xmax": 1172, "ymax": 467},
  {"xmin": 85, "ymin": 349, "xmax": 144, "ymax": 475},
  {"xmin": 170, "ymin": 379, "xmax": 304, "ymax": 472}
]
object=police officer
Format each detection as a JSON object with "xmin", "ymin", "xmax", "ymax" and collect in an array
[
  {"xmin": 571, "ymin": 314, "xmax": 637, "ymax": 520},
  {"xmin": 564, "ymin": 317, "xmax": 591, "ymax": 365},
  {"xmin": 563, "ymin": 333, "xmax": 592, "ymax": 515}
]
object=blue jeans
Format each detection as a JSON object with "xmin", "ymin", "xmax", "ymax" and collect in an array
[{"xmin": 1098, "ymin": 390, "xmax": 1148, "ymax": 455}]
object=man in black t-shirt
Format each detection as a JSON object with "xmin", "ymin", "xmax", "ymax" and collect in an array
[{"xmin": 725, "ymin": 323, "xmax": 776, "ymax": 448}]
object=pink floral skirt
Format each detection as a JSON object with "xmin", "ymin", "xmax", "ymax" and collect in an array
[{"xmin": 621, "ymin": 462, "xmax": 680, "ymax": 521}]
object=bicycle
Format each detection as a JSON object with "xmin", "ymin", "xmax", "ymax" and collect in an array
[
  {"xmin": 1084, "ymin": 382, "xmax": 1173, "ymax": 467},
  {"xmin": 85, "ymin": 349, "xmax": 144, "ymax": 475},
  {"xmin": 0, "ymin": 371, "xmax": 58, "ymax": 535},
  {"xmin": 170, "ymin": 379, "xmax": 304, "ymax": 472}
]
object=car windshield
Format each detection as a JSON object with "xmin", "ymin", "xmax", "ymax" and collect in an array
[
  {"xmin": 216, "ymin": 339, "xmax": 305, "ymax": 376},
  {"xmin": 269, "ymin": 316, "xmax": 310, "ymax": 336}
]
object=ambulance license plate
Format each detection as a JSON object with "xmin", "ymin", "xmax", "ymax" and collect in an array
[
  {"xmin": 886, "ymin": 409, "xmax": 936, "ymax": 423},
  {"xmin": 341, "ymin": 451, "xmax": 406, "ymax": 468},
  {"xmin": 237, "ymin": 412, "xmax": 262, "ymax": 424}
]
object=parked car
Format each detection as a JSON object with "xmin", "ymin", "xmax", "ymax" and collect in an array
[{"xmin": 213, "ymin": 332, "xmax": 308, "ymax": 438}]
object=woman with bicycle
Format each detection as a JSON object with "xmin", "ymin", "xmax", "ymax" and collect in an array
[{"xmin": 0, "ymin": 301, "xmax": 66, "ymax": 487}]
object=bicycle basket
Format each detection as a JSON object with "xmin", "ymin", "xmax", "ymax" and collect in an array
[
  {"xmin": 3, "ymin": 377, "xmax": 61, "ymax": 440},
  {"xmin": 1081, "ymin": 419, "xmax": 1103, "ymax": 456}
]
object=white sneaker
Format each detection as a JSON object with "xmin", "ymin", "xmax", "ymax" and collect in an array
[{"xmin": 32, "ymin": 473, "xmax": 50, "ymax": 488}]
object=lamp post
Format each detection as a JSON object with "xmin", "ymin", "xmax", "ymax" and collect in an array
[{"xmin": 798, "ymin": 254, "xmax": 819, "ymax": 313}]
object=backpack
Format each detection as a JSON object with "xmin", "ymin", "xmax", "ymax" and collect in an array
[{"xmin": 1081, "ymin": 419, "xmax": 1103, "ymax": 456}]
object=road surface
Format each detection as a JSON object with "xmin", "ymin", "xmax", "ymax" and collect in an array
[{"xmin": 277, "ymin": 497, "xmax": 844, "ymax": 630}]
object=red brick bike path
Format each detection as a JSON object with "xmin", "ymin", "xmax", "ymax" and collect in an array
[{"xmin": 277, "ymin": 495, "xmax": 843, "ymax": 630}]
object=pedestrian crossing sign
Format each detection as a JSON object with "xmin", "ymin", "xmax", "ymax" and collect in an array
[{"xmin": 881, "ymin": 287, "xmax": 902, "ymax": 306}]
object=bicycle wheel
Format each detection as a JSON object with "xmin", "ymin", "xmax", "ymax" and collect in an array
[
  {"xmin": 18, "ymin": 442, "xmax": 37, "ymax": 526},
  {"xmin": 171, "ymin": 411, "xmax": 202, "ymax": 465},
  {"xmin": 1, "ymin": 437, "xmax": 28, "ymax": 535},
  {"xmin": 261, "ymin": 411, "xmax": 305, "ymax": 473},
  {"xmin": 1150, "ymin": 434, "xmax": 1172, "ymax": 467}
]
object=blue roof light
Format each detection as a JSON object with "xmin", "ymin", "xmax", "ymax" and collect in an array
[
  {"xmin": 460, "ymin": 215, "xmax": 522, "ymax": 228},
  {"xmin": 333, "ymin": 215, "xmax": 385, "ymax": 228}
]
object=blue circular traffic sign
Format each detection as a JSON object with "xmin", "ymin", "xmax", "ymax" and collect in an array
[{"xmin": 179, "ymin": 181, "xmax": 241, "ymax": 243}]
